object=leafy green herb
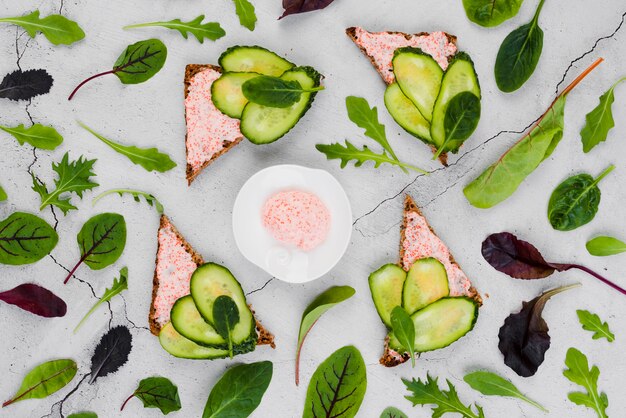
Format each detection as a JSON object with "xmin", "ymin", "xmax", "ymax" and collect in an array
[
  {"xmin": 0, "ymin": 212, "xmax": 58, "ymax": 265},
  {"xmin": 563, "ymin": 348, "xmax": 608, "ymax": 418},
  {"xmin": 212, "ymin": 295, "xmax": 240, "ymax": 358},
  {"xmin": 242, "ymin": 75, "xmax": 323, "ymax": 108},
  {"xmin": 316, "ymin": 141, "xmax": 428, "ymax": 173},
  {"xmin": 93, "ymin": 189, "xmax": 163, "ymax": 214},
  {"xmin": 121, "ymin": 376, "xmax": 181, "ymax": 415},
  {"xmin": 547, "ymin": 165, "xmax": 614, "ymax": 231},
  {"xmin": 124, "ymin": 16, "xmax": 225, "ymax": 43},
  {"xmin": 64, "ymin": 213, "xmax": 126, "ymax": 284},
  {"xmin": 581, "ymin": 76, "xmax": 626, "ymax": 152},
  {"xmin": 232, "ymin": 0, "xmax": 257, "ymax": 31},
  {"xmin": 0, "ymin": 185, "xmax": 6, "ymax": 201},
  {"xmin": 390, "ymin": 306, "xmax": 416, "ymax": 367},
  {"xmin": 74, "ymin": 267, "xmax": 128, "ymax": 333},
  {"xmin": 586, "ymin": 236, "xmax": 626, "ymax": 256},
  {"xmin": 202, "ymin": 361, "xmax": 273, "ymax": 418},
  {"xmin": 462, "ymin": 0, "xmax": 524, "ymax": 27},
  {"xmin": 434, "ymin": 91, "xmax": 481, "ymax": 159},
  {"xmin": 69, "ymin": 39, "xmax": 167, "ymax": 100},
  {"xmin": 463, "ymin": 370, "xmax": 547, "ymax": 412},
  {"xmin": 295, "ymin": 285, "xmax": 355, "ymax": 385},
  {"xmin": 403, "ymin": 374, "xmax": 484, "ymax": 418},
  {"xmin": 577, "ymin": 310, "xmax": 614, "ymax": 342},
  {"xmin": 380, "ymin": 407, "xmax": 408, "ymax": 418},
  {"xmin": 79, "ymin": 122, "xmax": 176, "ymax": 173},
  {"xmin": 2, "ymin": 359, "xmax": 77, "ymax": 407},
  {"xmin": 494, "ymin": 0, "xmax": 546, "ymax": 92},
  {"xmin": 68, "ymin": 413, "xmax": 97, "ymax": 418},
  {"xmin": 0, "ymin": 10, "xmax": 84, "ymax": 45},
  {"xmin": 0, "ymin": 123, "xmax": 63, "ymax": 150}
]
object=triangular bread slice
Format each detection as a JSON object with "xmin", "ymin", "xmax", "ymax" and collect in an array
[
  {"xmin": 184, "ymin": 65, "xmax": 244, "ymax": 185},
  {"xmin": 150, "ymin": 214, "xmax": 275, "ymax": 347},
  {"xmin": 380, "ymin": 195, "xmax": 481, "ymax": 367}
]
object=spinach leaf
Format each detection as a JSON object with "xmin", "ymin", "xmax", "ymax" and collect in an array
[
  {"xmin": 0, "ymin": 212, "xmax": 58, "ymax": 265},
  {"xmin": 212, "ymin": 295, "xmax": 240, "ymax": 358},
  {"xmin": 0, "ymin": 10, "xmax": 84, "ymax": 45},
  {"xmin": 576, "ymin": 310, "xmax": 614, "ymax": 342},
  {"xmin": 89, "ymin": 326, "xmax": 132, "ymax": 384},
  {"xmin": 0, "ymin": 283, "xmax": 67, "ymax": 318},
  {"xmin": 563, "ymin": 348, "xmax": 608, "ymax": 418},
  {"xmin": 124, "ymin": 16, "xmax": 225, "ymax": 43},
  {"xmin": 68, "ymin": 413, "xmax": 97, "ymax": 418},
  {"xmin": 93, "ymin": 188, "xmax": 164, "ymax": 214},
  {"xmin": 390, "ymin": 306, "xmax": 416, "ymax": 367},
  {"xmin": 2, "ymin": 359, "xmax": 77, "ymax": 407},
  {"xmin": 203, "ymin": 361, "xmax": 273, "ymax": 418},
  {"xmin": 380, "ymin": 407, "xmax": 408, "ymax": 418},
  {"xmin": 494, "ymin": 0, "xmax": 546, "ymax": 92},
  {"xmin": 280, "ymin": 0, "xmax": 337, "ymax": 19},
  {"xmin": 64, "ymin": 213, "xmax": 126, "ymax": 284},
  {"xmin": 434, "ymin": 91, "xmax": 481, "ymax": 159},
  {"xmin": 403, "ymin": 374, "xmax": 484, "ymax": 418},
  {"xmin": 74, "ymin": 267, "xmax": 128, "ymax": 332},
  {"xmin": 79, "ymin": 122, "xmax": 176, "ymax": 172},
  {"xmin": 581, "ymin": 77, "xmax": 626, "ymax": 153},
  {"xmin": 295, "ymin": 285, "xmax": 355, "ymax": 385},
  {"xmin": 548, "ymin": 165, "xmax": 613, "ymax": 231},
  {"xmin": 232, "ymin": 0, "xmax": 257, "ymax": 31},
  {"xmin": 121, "ymin": 376, "xmax": 181, "ymax": 414},
  {"xmin": 586, "ymin": 236, "xmax": 626, "ymax": 256},
  {"xmin": 0, "ymin": 69, "xmax": 53, "ymax": 101},
  {"xmin": 463, "ymin": 370, "xmax": 547, "ymax": 411},
  {"xmin": 462, "ymin": 0, "xmax": 524, "ymax": 27},
  {"xmin": 0, "ymin": 123, "xmax": 63, "ymax": 150},
  {"xmin": 303, "ymin": 345, "xmax": 366, "ymax": 418},
  {"xmin": 316, "ymin": 141, "xmax": 428, "ymax": 173},
  {"xmin": 242, "ymin": 75, "xmax": 323, "ymax": 108}
]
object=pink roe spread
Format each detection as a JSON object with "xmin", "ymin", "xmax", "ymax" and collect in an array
[{"xmin": 262, "ymin": 190, "xmax": 331, "ymax": 251}]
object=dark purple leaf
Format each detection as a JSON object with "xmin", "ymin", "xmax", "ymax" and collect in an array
[
  {"xmin": 0, "ymin": 284, "xmax": 66, "ymax": 317},
  {"xmin": 498, "ymin": 284, "xmax": 579, "ymax": 377},
  {"xmin": 90, "ymin": 326, "xmax": 132, "ymax": 384},
  {"xmin": 0, "ymin": 69, "xmax": 53, "ymax": 101},
  {"xmin": 280, "ymin": 0, "xmax": 336, "ymax": 19}
]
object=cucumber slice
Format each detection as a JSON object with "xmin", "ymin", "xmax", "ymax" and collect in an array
[
  {"xmin": 211, "ymin": 72, "xmax": 259, "ymax": 119},
  {"xmin": 241, "ymin": 66, "xmax": 321, "ymax": 144},
  {"xmin": 402, "ymin": 258, "xmax": 449, "ymax": 314},
  {"xmin": 219, "ymin": 46, "xmax": 294, "ymax": 76},
  {"xmin": 159, "ymin": 322, "xmax": 229, "ymax": 359},
  {"xmin": 369, "ymin": 264, "xmax": 407, "ymax": 328},
  {"xmin": 389, "ymin": 297, "xmax": 478, "ymax": 353},
  {"xmin": 430, "ymin": 52, "xmax": 481, "ymax": 151},
  {"xmin": 170, "ymin": 295, "xmax": 226, "ymax": 348},
  {"xmin": 393, "ymin": 48, "xmax": 443, "ymax": 122},
  {"xmin": 384, "ymin": 83, "xmax": 432, "ymax": 143}
]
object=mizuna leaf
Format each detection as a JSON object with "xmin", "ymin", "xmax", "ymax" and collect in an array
[
  {"xmin": 232, "ymin": 0, "xmax": 257, "ymax": 31},
  {"xmin": 0, "ymin": 283, "xmax": 67, "ymax": 318},
  {"xmin": 403, "ymin": 374, "xmax": 484, "ymax": 418},
  {"xmin": 89, "ymin": 326, "xmax": 132, "ymax": 385},
  {"xmin": 380, "ymin": 406, "xmax": 408, "ymax": 418},
  {"xmin": 121, "ymin": 376, "xmax": 181, "ymax": 415},
  {"xmin": 563, "ymin": 348, "xmax": 609, "ymax": 418},
  {"xmin": 581, "ymin": 77, "xmax": 626, "ymax": 153},
  {"xmin": 390, "ymin": 306, "xmax": 416, "ymax": 367},
  {"xmin": 79, "ymin": 122, "xmax": 176, "ymax": 173},
  {"xmin": 202, "ymin": 361, "xmax": 273, "ymax": 418},
  {"xmin": 74, "ymin": 267, "xmax": 128, "ymax": 333},
  {"xmin": 586, "ymin": 236, "xmax": 626, "ymax": 256},
  {"xmin": 0, "ymin": 10, "xmax": 84, "ymax": 45},
  {"xmin": 295, "ymin": 285, "xmax": 355, "ymax": 385},
  {"xmin": 92, "ymin": 189, "xmax": 164, "ymax": 214},
  {"xmin": 463, "ymin": 370, "xmax": 548, "ymax": 411},
  {"xmin": 316, "ymin": 141, "xmax": 428, "ymax": 173},
  {"xmin": 303, "ymin": 346, "xmax": 367, "ymax": 418},
  {"xmin": 212, "ymin": 295, "xmax": 240, "ymax": 358},
  {"xmin": 68, "ymin": 413, "xmax": 97, "ymax": 418},
  {"xmin": 280, "ymin": 0, "xmax": 337, "ymax": 19},
  {"xmin": 124, "ymin": 16, "xmax": 225, "ymax": 43},
  {"xmin": 0, "ymin": 124, "xmax": 63, "ymax": 150},
  {"xmin": 2, "ymin": 359, "xmax": 77, "ymax": 407},
  {"xmin": 576, "ymin": 310, "xmax": 614, "ymax": 342},
  {"xmin": 0, "ymin": 212, "xmax": 58, "ymax": 265},
  {"xmin": 242, "ymin": 75, "xmax": 323, "ymax": 108},
  {"xmin": 0, "ymin": 69, "xmax": 53, "ymax": 101},
  {"xmin": 462, "ymin": 0, "xmax": 524, "ymax": 27}
]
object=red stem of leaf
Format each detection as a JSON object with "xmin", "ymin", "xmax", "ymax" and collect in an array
[
  {"xmin": 295, "ymin": 319, "xmax": 318, "ymax": 386},
  {"xmin": 68, "ymin": 69, "xmax": 116, "ymax": 101},
  {"xmin": 561, "ymin": 264, "xmax": 626, "ymax": 296},
  {"xmin": 63, "ymin": 257, "xmax": 85, "ymax": 284},
  {"xmin": 120, "ymin": 392, "xmax": 135, "ymax": 411}
]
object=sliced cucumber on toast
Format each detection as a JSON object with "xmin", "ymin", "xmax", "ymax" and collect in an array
[
  {"xmin": 171, "ymin": 295, "xmax": 226, "ymax": 348},
  {"xmin": 211, "ymin": 72, "xmax": 259, "ymax": 118},
  {"xmin": 159, "ymin": 322, "xmax": 230, "ymax": 360},
  {"xmin": 219, "ymin": 46, "xmax": 294, "ymax": 76},
  {"xmin": 385, "ymin": 83, "xmax": 432, "ymax": 143},
  {"xmin": 402, "ymin": 258, "xmax": 449, "ymax": 314},
  {"xmin": 369, "ymin": 264, "xmax": 407, "ymax": 328}
]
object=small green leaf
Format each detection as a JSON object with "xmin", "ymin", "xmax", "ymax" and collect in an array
[
  {"xmin": 462, "ymin": 0, "xmax": 524, "ymax": 27},
  {"xmin": 463, "ymin": 370, "xmax": 548, "ymax": 412},
  {"xmin": 212, "ymin": 295, "xmax": 240, "ymax": 358},
  {"xmin": 242, "ymin": 75, "xmax": 323, "ymax": 108},
  {"xmin": 2, "ymin": 359, "xmax": 77, "ymax": 407},
  {"xmin": 581, "ymin": 77, "xmax": 626, "ymax": 153},
  {"xmin": 124, "ymin": 16, "xmax": 225, "ymax": 43},
  {"xmin": 0, "ymin": 123, "xmax": 63, "ymax": 150},
  {"xmin": 403, "ymin": 374, "xmax": 484, "ymax": 418},
  {"xmin": 232, "ymin": 0, "xmax": 257, "ymax": 31},
  {"xmin": 576, "ymin": 310, "xmax": 614, "ymax": 342},
  {"xmin": 74, "ymin": 267, "xmax": 128, "ymax": 333},
  {"xmin": 92, "ymin": 188, "xmax": 164, "ymax": 214},
  {"xmin": 113, "ymin": 39, "xmax": 168, "ymax": 84},
  {"xmin": 0, "ymin": 212, "xmax": 58, "ymax": 265},
  {"xmin": 563, "ymin": 347, "xmax": 609, "ymax": 418},
  {"xmin": 390, "ymin": 306, "xmax": 416, "ymax": 367},
  {"xmin": 0, "ymin": 10, "xmax": 85, "ymax": 45},
  {"xmin": 380, "ymin": 406, "xmax": 408, "ymax": 418},
  {"xmin": 586, "ymin": 236, "xmax": 626, "ymax": 256},
  {"xmin": 434, "ymin": 91, "xmax": 481, "ymax": 159},
  {"xmin": 316, "ymin": 141, "xmax": 428, "ymax": 173},
  {"xmin": 121, "ymin": 376, "xmax": 181, "ymax": 415},
  {"xmin": 0, "ymin": 185, "xmax": 6, "ymax": 202},
  {"xmin": 68, "ymin": 413, "xmax": 97, "ymax": 418}
]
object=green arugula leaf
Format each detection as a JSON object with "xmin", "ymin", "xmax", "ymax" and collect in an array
[
  {"xmin": 586, "ymin": 236, "xmax": 626, "ymax": 256},
  {"xmin": 390, "ymin": 306, "xmax": 416, "ymax": 367},
  {"xmin": 462, "ymin": 0, "xmax": 524, "ymax": 27},
  {"xmin": 0, "ymin": 212, "xmax": 58, "ymax": 265},
  {"xmin": 74, "ymin": 267, "xmax": 128, "ymax": 333},
  {"xmin": 295, "ymin": 285, "xmax": 355, "ymax": 385},
  {"xmin": 403, "ymin": 374, "xmax": 485, "ymax": 418},
  {"xmin": 0, "ymin": 10, "xmax": 85, "ymax": 45},
  {"xmin": 242, "ymin": 75, "xmax": 323, "ymax": 108},
  {"xmin": 124, "ymin": 15, "xmax": 225, "ymax": 43},
  {"xmin": 93, "ymin": 188, "xmax": 163, "ymax": 214},
  {"xmin": 581, "ymin": 76, "xmax": 626, "ymax": 153},
  {"xmin": 0, "ymin": 185, "xmax": 6, "ymax": 201},
  {"xmin": 563, "ymin": 347, "xmax": 609, "ymax": 418},
  {"xmin": 576, "ymin": 310, "xmax": 614, "ymax": 342},
  {"xmin": 203, "ymin": 361, "xmax": 273, "ymax": 418},
  {"xmin": 68, "ymin": 413, "xmax": 97, "ymax": 418},
  {"xmin": 32, "ymin": 152, "xmax": 98, "ymax": 215},
  {"xmin": 121, "ymin": 376, "xmax": 181, "ymax": 415},
  {"xmin": 2, "ymin": 359, "xmax": 77, "ymax": 407},
  {"xmin": 79, "ymin": 122, "xmax": 176, "ymax": 173},
  {"xmin": 232, "ymin": 0, "xmax": 257, "ymax": 31},
  {"xmin": 380, "ymin": 407, "xmax": 408, "ymax": 418},
  {"xmin": 463, "ymin": 370, "xmax": 548, "ymax": 412},
  {"xmin": 316, "ymin": 141, "xmax": 428, "ymax": 173},
  {"xmin": 212, "ymin": 295, "xmax": 240, "ymax": 358},
  {"xmin": 0, "ymin": 123, "xmax": 63, "ymax": 150}
]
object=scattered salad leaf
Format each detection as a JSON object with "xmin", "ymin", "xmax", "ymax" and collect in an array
[
  {"xmin": 303, "ymin": 345, "xmax": 366, "ymax": 418},
  {"xmin": 0, "ymin": 212, "xmax": 58, "ymax": 265},
  {"xmin": 462, "ymin": 0, "xmax": 524, "ymax": 27},
  {"xmin": 32, "ymin": 152, "xmax": 98, "ymax": 215},
  {"xmin": 316, "ymin": 141, "xmax": 428, "ymax": 173},
  {"xmin": 202, "ymin": 361, "xmax": 273, "ymax": 418},
  {"xmin": 581, "ymin": 77, "xmax": 626, "ymax": 153},
  {"xmin": 0, "ymin": 124, "xmax": 63, "ymax": 150},
  {"xmin": 295, "ymin": 285, "xmax": 355, "ymax": 385},
  {"xmin": 64, "ymin": 213, "xmax": 126, "ymax": 284},
  {"xmin": 93, "ymin": 189, "xmax": 164, "ymax": 214},
  {"xmin": 434, "ymin": 91, "xmax": 481, "ymax": 160},
  {"xmin": 463, "ymin": 370, "xmax": 547, "ymax": 411},
  {"xmin": 380, "ymin": 407, "xmax": 408, "ymax": 418},
  {"xmin": 563, "ymin": 348, "xmax": 609, "ymax": 418},
  {"xmin": 0, "ymin": 69, "xmax": 53, "ymax": 101},
  {"xmin": 280, "ymin": 0, "xmax": 336, "ymax": 19},
  {"xmin": 232, "ymin": 0, "xmax": 257, "ymax": 31},
  {"xmin": 576, "ymin": 310, "xmax": 614, "ymax": 342},
  {"xmin": 121, "ymin": 376, "xmax": 181, "ymax": 415},
  {"xmin": 79, "ymin": 122, "xmax": 176, "ymax": 173},
  {"xmin": 548, "ymin": 165, "xmax": 614, "ymax": 231},
  {"xmin": 69, "ymin": 39, "xmax": 167, "ymax": 100},
  {"xmin": 586, "ymin": 236, "xmax": 626, "ymax": 256},
  {"xmin": 390, "ymin": 306, "xmax": 416, "ymax": 367},
  {"xmin": 499, "ymin": 284, "xmax": 580, "ymax": 377},
  {"xmin": 2, "ymin": 359, "xmax": 77, "ymax": 407},
  {"xmin": 68, "ymin": 413, "xmax": 97, "ymax": 418},
  {"xmin": 242, "ymin": 75, "xmax": 323, "ymax": 108},
  {"xmin": 89, "ymin": 326, "xmax": 132, "ymax": 384},
  {"xmin": 124, "ymin": 16, "xmax": 225, "ymax": 43},
  {"xmin": 0, "ymin": 11, "xmax": 84, "ymax": 45},
  {"xmin": 212, "ymin": 295, "xmax": 240, "ymax": 358},
  {"xmin": 0, "ymin": 185, "xmax": 6, "ymax": 201},
  {"xmin": 74, "ymin": 267, "xmax": 128, "ymax": 332},
  {"xmin": 0, "ymin": 283, "xmax": 67, "ymax": 318},
  {"xmin": 403, "ymin": 374, "xmax": 484, "ymax": 418}
]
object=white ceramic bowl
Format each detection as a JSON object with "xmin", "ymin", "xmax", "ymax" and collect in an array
[{"xmin": 232, "ymin": 165, "xmax": 352, "ymax": 283}]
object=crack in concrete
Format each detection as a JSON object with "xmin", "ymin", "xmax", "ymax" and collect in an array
[
  {"xmin": 120, "ymin": 294, "xmax": 151, "ymax": 332},
  {"xmin": 41, "ymin": 373, "xmax": 89, "ymax": 418},
  {"xmin": 48, "ymin": 254, "xmax": 97, "ymax": 298},
  {"xmin": 246, "ymin": 278, "xmax": 275, "ymax": 296}
]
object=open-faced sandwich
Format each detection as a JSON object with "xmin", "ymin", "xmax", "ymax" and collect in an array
[{"xmin": 369, "ymin": 195, "xmax": 481, "ymax": 367}]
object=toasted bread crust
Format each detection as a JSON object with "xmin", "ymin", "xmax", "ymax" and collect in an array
[{"xmin": 251, "ymin": 307, "xmax": 276, "ymax": 348}]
